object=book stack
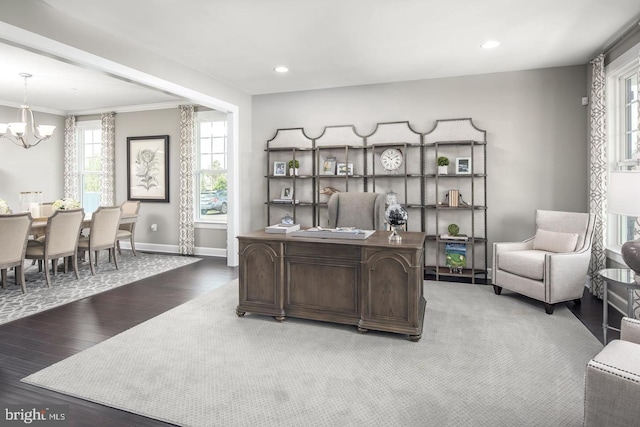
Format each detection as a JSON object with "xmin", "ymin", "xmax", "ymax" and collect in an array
[
  {"xmin": 440, "ymin": 233, "xmax": 469, "ymax": 241},
  {"xmin": 272, "ymin": 199, "xmax": 300, "ymax": 204},
  {"xmin": 448, "ymin": 189, "xmax": 459, "ymax": 207},
  {"xmin": 265, "ymin": 223, "xmax": 301, "ymax": 234}
]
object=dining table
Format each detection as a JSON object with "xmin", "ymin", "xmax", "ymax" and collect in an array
[{"xmin": 29, "ymin": 213, "xmax": 138, "ymax": 236}]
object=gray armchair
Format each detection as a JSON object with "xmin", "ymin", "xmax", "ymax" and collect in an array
[
  {"xmin": 584, "ymin": 317, "xmax": 640, "ymax": 426},
  {"xmin": 492, "ymin": 209, "xmax": 595, "ymax": 314},
  {"xmin": 327, "ymin": 192, "xmax": 386, "ymax": 230}
]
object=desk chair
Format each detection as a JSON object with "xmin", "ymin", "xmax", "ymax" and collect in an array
[
  {"xmin": 25, "ymin": 208, "xmax": 84, "ymax": 288},
  {"xmin": 77, "ymin": 206, "xmax": 122, "ymax": 275},
  {"xmin": 116, "ymin": 200, "xmax": 140, "ymax": 256},
  {"xmin": 0, "ymin": 212, "xmax": 33, "ymax": 293},
  {"xmin": 327, "ymin": 192, "xmax": 386, "ymax": 230}
]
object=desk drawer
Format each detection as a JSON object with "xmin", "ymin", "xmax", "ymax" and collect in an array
[{"xmin": 285, "ymin": 242, "xmax": 359, "ymax": 260}]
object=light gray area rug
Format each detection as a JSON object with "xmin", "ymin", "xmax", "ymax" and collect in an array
[
  {"xmin": 22, "ymin": 280, "xmax": 603, "ymax": 427},
  {"xmin": 0, "ymin": 252, "xmax": 200, "ymax": 325}
]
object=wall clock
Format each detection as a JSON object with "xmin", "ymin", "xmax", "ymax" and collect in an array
[{"xmin": 380, "ymin": 148, "xmax": 403, "ymax": 171}]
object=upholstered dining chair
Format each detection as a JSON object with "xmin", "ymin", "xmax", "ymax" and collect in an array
[
  {"xmin": 492, "ymin": 209, "xmax": 595, "ymax": 314},
  {"xmin": 77, "ymin": 206, "xmax": 122, "ymax": 275},
  {"xmin": 327, "ymin": 192, "xmax": 386, "ymax": 230},
  {"xmin": 116, "ymin": 200, "xmax": 140, "ymax": 256},
  {"xmin": 0, "ymin": 212, "xmax": 33, "ymax": 293},
  {"xmin": 25, "ymin": 208, "xmax": 85, "ymax": 288}
]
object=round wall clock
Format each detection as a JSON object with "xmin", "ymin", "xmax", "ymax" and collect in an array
[{"xmin": 380, "ymin": 148, "xmax": 403, "ymax": 171}]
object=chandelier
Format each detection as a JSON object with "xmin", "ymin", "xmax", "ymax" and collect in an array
[{"xmin": 0, "ymin": 73, "xmax": 56, "ymax": 149}]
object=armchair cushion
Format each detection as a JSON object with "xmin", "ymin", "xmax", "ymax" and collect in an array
[
  {"xmin": 497, "ymin": 250, "xmax": 546, "ymax": 281},
  {"xmin": 532, "ymin": 229, "xmax": 578, "ymax": 253}
]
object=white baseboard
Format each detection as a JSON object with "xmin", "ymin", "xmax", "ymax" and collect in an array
[{"xmin": 119, "ymin": 242, "xmax": 226, "ymax": 258}]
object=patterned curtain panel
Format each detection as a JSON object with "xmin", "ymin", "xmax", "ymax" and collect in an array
[
  {"xmin": 63, "ymin": 116, "xmax": 79, "ymax": 200},
  {"xmin": 100, "ymin": 112, "xmax": 116, "ymax": 206},
  {"xmin": 179, "ymin": 105, "xmax": 196, "ymax": 255},
  {"xmin": 588, "ymin": 53, "xmax": 607, "ymax": 297}
]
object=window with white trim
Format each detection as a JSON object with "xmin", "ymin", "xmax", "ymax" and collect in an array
[
  {"xmin": 607, "ymin": 46, "xmax": 639, "ymax": 251},
  {"xmin": 196, "ymin": 110, "xmax": 228, "ymax": 224},
  {"xmin": 76, "ymin": 120, "xmax": 102, "ymax": 214}
]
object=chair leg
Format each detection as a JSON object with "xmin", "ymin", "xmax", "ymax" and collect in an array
[
  {"xmin": 112, "ymin": 248, "xmax": 119, "ymax": 270},
  {"xmin": 493, "ymin": 285, "xmax": 502, "ymax": 295},
  {"xmin": 544, "ymin": 303, "xmax": 555, "ymax": 315},
  {"xmin": 44, "ymin": 258, "xmax": 52, "ymax": 287},
  {"xmin": 130, "ymin": 237, "xmax": 137, "ymax": 256},
  {"xmin": 17, "ymin": 265, "xmax": 26, "ymax": 294},
  {"xmin": 573, "ymin": 298, "xmax": 582, "ymax": 306},
  {"xmin": 72, "ymin": 253, "xmax": 80, "ymax": 280},
  {"xmin": 88, "ymin": 250, "xmax": 95, "ymax": 276},
  {"xmin": 116, "ymin": 240, "xmax": 122, "ymax": 255},
  {"xmin": 51, "ymin": 258, "xmax": 58, "ymax": 276},
  {"xmin": 1, "ymin": 269, "xmax": 6, "ymax": 289}
]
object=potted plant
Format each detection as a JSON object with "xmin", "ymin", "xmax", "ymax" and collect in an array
[
  {"xmin": 437, "ymin": 156, "xmax": 449, "ymax": 175},
  {"xmin": 288, "ymin": 159, "xmax": 300, "ymax": 176}
]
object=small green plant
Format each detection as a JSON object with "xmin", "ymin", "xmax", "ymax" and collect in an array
[
  {"xmin": 437, "ymin": 156, "xmax": 449, "ymax": 166},
  {"xmin": 288, "ymin": 159, "xmax": 300, "ymax": 169},
  {"xmin": 448, "ymin": 223, "xmax": 460, "ymax": 236}
]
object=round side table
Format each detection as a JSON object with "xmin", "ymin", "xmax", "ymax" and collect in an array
[{"xmin": 598, "ymin": 268, "xmax": 640, "ymax": 344}]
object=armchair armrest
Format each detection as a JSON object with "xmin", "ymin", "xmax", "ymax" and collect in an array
[
  {"xmin": 493, "ymin": 238, "xmax": 534, "ymax": 255},
  {"xmin": 621, "ymin": 317, "xmax": 640, "ymax": 345},
  {"xmin": 545, "ymin": 249, "xmax": 592, "ymax": 302}
]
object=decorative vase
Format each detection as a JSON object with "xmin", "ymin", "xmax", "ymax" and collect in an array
[
  {"xmin": 385, "ymin": 204, "xmax": 408, "ymax": 242},
  {"xmin": 622, "ymin": 238, "xmax": 640, "ymax": 278},
  {"xmin": 438, "ymin": 165, "xmax": 448, "ymax": 175},
  {"xmin": 289, "ymin": 168, "xmax": 299, "ymax": 176}
]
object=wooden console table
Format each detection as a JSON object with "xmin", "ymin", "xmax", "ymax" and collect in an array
[{"xmin": 236, "ymin": 230, "xmax": 427, "ymax": 341}]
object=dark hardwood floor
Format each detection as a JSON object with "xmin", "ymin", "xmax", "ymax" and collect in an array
[{"xmin": 0, "ymin": 256, "xmax": 621, "ymax": 426}]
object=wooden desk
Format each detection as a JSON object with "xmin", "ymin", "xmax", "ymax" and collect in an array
[
  {"xmin": 30, "ymin": 213, "xmax": 137, "ymax": 236},
  {"xmin": 236, "ymin": 230, "xmax": 427, "ymax": 341}
]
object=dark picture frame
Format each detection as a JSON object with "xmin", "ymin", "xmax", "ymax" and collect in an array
[{"xmin": 127, "ymin": 135, "xmax": 170, "ymax": 202}]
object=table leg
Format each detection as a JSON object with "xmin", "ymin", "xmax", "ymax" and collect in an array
[
  {"xmin": 628, "ymin": 288, "xmax": 635, "ymax": 318},
  {"xmin": 603, "ymin": 280, "xmax": 608, "ymax": 345}
]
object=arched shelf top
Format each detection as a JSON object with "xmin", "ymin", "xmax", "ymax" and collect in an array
[
  {"xmin": 364, "ymin": 121, "xmax": 421, "ymax": 145},
  {"xmin": 315, "ymin": 125, "xmax": 366, "ymax": 147},
  {"xmin": 423, "ymin": 118, "xmax": 486, "ymax": 144},
  {"xmin": 267, "ymin": 128, "xmax": 313, "ymax": 149}
]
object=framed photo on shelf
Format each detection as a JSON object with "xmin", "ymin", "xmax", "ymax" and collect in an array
[
  {"xmin": 336, "ymin": 162, "xmax": 354, "ymax": 176},
  {"xmin": 280, "ymin": 187, "xmax": 293, "ymax": 200},
  {"xmin": 127, "ymin": 135, "xmax": 169, "ymax": 202},
  {"xmin": 273, "ymin": 161, "xmax": 287, "ymax": 176},
  {"xmin": 321, "ymin": 157, "xmax": 336, "ymax": 175},
  {"xmin": 455, "ymin": 157, "xmax": 471, "ymax": 175}
]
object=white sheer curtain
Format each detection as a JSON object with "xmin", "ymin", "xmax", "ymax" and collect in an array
[
  {"xmin": 63, "ymin": 116, "xmax": 79, "ymax": 200},
  {"xmin": 100, "ymin": 112, "xmax": 116, "ymax": 206},
  {"xmin": 179, "ymin": 105, "xmax": 195, "ymax": 255},
  {"xmin": 588, "ymin": 53, "xmax": 607, "ymax": 297}
]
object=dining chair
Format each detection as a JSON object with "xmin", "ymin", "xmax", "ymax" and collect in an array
[
  {"xmin": 40, "ymin": 202, "xmax": 54, "ymax": 218},
  {"xmin": 77, "ymin": 206, "xmax": 122, "ymax": 275},
  {"xmin": 116, "ymin": 200, "xmax": 140, "ymax": 256},
  {"xmin": 25, "ymin": 208, "xmax": 85, "ymax": 288},
  {"xmin": 0, "ymin": 212, "xmax": 33, "ymax": 293}
]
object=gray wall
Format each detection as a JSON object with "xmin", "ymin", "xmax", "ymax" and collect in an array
[
  {"xmin": 0, "ymin": 106, "xmax": 65, "ymax": 210},
  {"xmin": 252, "ymin": 65, "xmax": 590, "ymax": 262}
]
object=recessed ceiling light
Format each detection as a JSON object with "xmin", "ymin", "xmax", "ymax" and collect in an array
[
  {"xmin": 274, "ymin": 66, "xmax": 289, "ymax": 73},
  {"xmin": 481, "ymin": 40, "xmax": 500, "ymax": 49}
]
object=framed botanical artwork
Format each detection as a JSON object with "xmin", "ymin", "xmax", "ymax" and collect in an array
[
  {"xmin": 321, "ymin": 157, "xmax": 336, "ymax": 175},
  {"xmin": 455, "ymin": 157, "xmax": 472, "ymax": 175},
  {"xmin": 127, "ymin": 135, "xmax": 169, "ymax": 202},
  {"xmin": 280, "ymin": 187, "xmax": 293, "ymax": 200},
  {"xmin": 336, "ymin": 162, "xmax": 354, "ymax": 176}
]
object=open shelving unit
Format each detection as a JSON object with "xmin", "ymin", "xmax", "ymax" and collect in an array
[{"xmin": 265, "ymin": 118, "xmax": 487, "ymax": 283}]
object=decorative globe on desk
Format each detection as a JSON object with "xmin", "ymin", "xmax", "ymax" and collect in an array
[{"xmin": 385, "ymin": 203, "xmax": 408, "ymax": 242}]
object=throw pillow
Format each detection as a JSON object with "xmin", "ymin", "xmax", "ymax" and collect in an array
[{"xmin": 533, "ymin": 229, "xmax": 579, "ymax": 253}]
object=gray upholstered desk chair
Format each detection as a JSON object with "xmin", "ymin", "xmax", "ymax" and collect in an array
[
  {"xmin": 0, "ymin": 212, "xmax": 33, "ymax": 293},
  {"xmin": 327, "ymin": 192, "xmax": 386, "ymax": 230}
]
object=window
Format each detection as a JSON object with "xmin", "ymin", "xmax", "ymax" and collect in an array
[
  {"xmin": 607, "ymin": 45, "xmax": 640, "ymax": 251},
  {"xmin": 77, "ymin": 120, "xmax": 102, "ymax": 214},
  {"xmin": 196, "ymin": 110, "xmax": 228, "ymax": 224}
]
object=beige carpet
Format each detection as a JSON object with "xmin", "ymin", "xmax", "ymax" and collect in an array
[{"xmin": 22, "ymin": 280, "xmax": 603, "ymax": 426}]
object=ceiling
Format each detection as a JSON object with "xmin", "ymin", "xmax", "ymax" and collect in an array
[{"xmin": 2, "ymin": 0, "xmax": 640, "ymax": 114}]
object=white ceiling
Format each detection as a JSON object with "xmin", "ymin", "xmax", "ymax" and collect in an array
[{"xmin": 2, "ymin": 0, "xmax": 640, "ymax": 114}]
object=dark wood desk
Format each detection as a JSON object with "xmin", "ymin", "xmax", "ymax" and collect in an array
[{"xmin": 236, "ymin": 230, "xmax": 427, "ymax": 341}]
